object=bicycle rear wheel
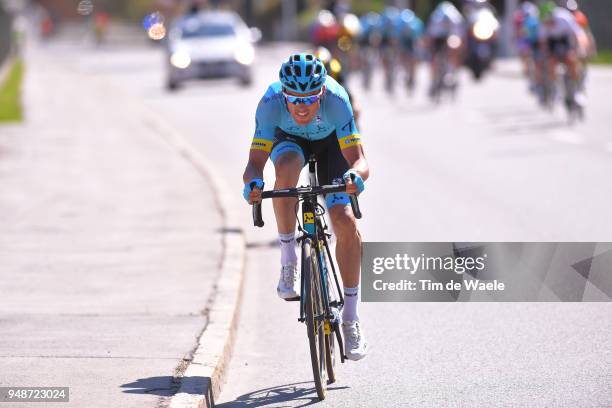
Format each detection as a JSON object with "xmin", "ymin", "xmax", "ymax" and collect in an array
[{"xmin": 303, "ymin": 239, "xmax": 328, "ymax": 400}]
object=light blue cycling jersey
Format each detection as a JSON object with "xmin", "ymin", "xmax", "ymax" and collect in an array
[
  {"xmin": 523, "ymin": 14, "xmax": 540, "ymax": 43},
  {"xmin": 394, "ymin": 10, "xmax": 424, "ymax": 39},
  {"xmin": 250, "ymin": 76, "xmax": 361, "ymax": 153}
]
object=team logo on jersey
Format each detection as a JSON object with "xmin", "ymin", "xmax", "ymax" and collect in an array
[{"xmin": 338, "ymin": 134, "xmax": 362, "ymax": 150}]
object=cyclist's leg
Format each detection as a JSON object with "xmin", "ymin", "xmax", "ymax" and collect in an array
[
  {"xmin": 531, "ymin": 40, "xmax": 542, "ymax": 89},
  {"xmin": 564, "ymin": 50, "xmax": 579, "ymax": 82},
  {"xmin": 315, "ymin": 136, "xmax": 367, "ymax": 359},
  {"xmin": 548, "ymin": 37, "xmax": 563, "ymax": 82},
  {"xmin": 408, "ymin": 38, "xmax": 419, "ymax": 88},
  {"xmin": 518, "ymin": 38, "xmax": 531, "ymax": 77},
  {"xmin": 313, "ymin": 135, "xmax": 361, "ymax": 289},
  {"xmin": 270, "ymin": 133, "xmax": 308, "ymax": 234},
  {"xmin": 430, "ymin": 37, "xmax": 445, "ymax": 91},
  {"xmin": 448, "ymin": 41, "xmax": 462, "ymax": 72}
]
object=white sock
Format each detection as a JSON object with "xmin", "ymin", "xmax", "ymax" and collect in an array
[
  {"xmin": 342, "ymin": 286, "xmax": 359, "ymax": 323},
  {"xmin": 279, "ymin": 232, "xmax": 297, "ymax": 266}
]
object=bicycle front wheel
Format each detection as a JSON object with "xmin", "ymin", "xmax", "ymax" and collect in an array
[
  {"xmin": 302, "ymin": 239, "xmax": 328, "ymax": 400},
  {"xmin": 325, "ymin": 326, "xmax": 336, "ymax": 384}
]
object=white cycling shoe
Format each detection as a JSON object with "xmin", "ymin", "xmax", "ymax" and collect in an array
[
  {"xmin": 342, "ymin": 320, "xmax": 368, "ymax": 361},
  {"xmin": 277, "ymin": 262, "xmax": 300, "ymax": 301}
]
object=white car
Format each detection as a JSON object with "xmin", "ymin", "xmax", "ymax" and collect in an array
[{"xmin": 166, "ymin": 11, "xmax": 260, "ymax": 90}]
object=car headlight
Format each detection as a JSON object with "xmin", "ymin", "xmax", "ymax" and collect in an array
[
  {"xmin": 234, "ymin": 44, "xmax": 255, "ymax": 65},
  {"xmin": 170, "ymin": 51, "xmax": 191, "ymax": 69},
  {"xmin": 473, "ymin": 19, "xmax": 498, "ymax": 41}
]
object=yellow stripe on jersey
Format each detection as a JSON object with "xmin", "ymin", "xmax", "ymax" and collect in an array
[
  {"xmin": 338, "ymin": 134, "xmax": 362, "ymax": 150},
  {"xmin": 250, "ymin": 138, "xmax": 273, "ymax": 152}
]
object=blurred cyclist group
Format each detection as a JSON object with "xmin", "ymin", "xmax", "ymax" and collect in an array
[
  {"xmin": 308, "ymin": 0, "xmax": 596, "ymax": 114},
  {"xmin": 513, "ymin": 0, "xmax": 596, "ymax": 117},
  {"xmin": 309, "ymin": 0, "xmax": 500, "ymax": 102}
]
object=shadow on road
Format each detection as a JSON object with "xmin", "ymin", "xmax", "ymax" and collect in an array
[
  {"xmin": 122, "ymin": 376, "xmax": 220, "ymax": 406},
  {"xmin": 216, "ymin": 381, "xmax": 349, "ymax": 407},
  {"xmin": 120, "ymin": 376, "xmax": 178, "ymax": 396}
]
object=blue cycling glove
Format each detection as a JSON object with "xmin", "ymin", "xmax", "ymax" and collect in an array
[
  {"xmin": 243, "ymin": 178, "xmax": 264, "ymax": 203},
  {"xmin": 343, "ymin": 170, "xmax": 365, "ymax": 194}
]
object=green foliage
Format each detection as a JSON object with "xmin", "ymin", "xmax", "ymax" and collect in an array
[
  {"xmin": 352, "ymin": 0, "xmax": 386, "ymax": 15},
  {"xmin": 591, "ymin": 50, "xmax": 612, "ymax": 65},
  {"xmin": 123, "ymin": 0, "xmax": 157, "ymax": 22},
  {"xmin": 0, "ymin": 58, "xmax": 23, "ymax": 122}
]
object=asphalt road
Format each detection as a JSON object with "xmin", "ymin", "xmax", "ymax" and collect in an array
[{"xmin": 40, "ymin": 40, "xmax": 612, "ymax": 407}]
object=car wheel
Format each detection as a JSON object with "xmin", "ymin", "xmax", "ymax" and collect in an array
[
  {"xmin": 167, "ymin": 80, "xmax": 179, "ymax": 92},
  {"xmin": 239, "ymin": 76, "xmax": 253, "ymax": 87}
]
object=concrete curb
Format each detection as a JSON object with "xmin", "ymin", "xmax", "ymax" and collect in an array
[{"xmin": 138, "ymin": 111, "xmax": 246, "ymax": 408}]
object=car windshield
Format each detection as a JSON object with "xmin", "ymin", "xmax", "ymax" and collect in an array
[{"xmin": 181, "ymin": 22, "xmax": 236, "ymax": 38}]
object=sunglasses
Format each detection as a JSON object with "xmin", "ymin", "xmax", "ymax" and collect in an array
[{"xmin": 283, "ymin": 88, "xmax": 324, "ymax": 106}]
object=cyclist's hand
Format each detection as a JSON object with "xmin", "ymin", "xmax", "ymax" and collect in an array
[
  {"xmin": 243, "ymin": 178, "xmax": 264, "ymax": 204},
  {"xmin": 343, "ymin": 170, "xmax": 364, "ymax": 195},
  {"xmin": 249, "ymin": 187, "xmax": 262, "ymax": 204}
]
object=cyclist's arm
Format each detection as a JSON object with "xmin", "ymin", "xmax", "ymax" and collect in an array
[
  {"xmin": 327, "ymin": 87, "xmax": 369, "ymax": 185},
  {"xmin": 243, "ymin": 88, "xmax": 278, "ymax": 184},
  {"xmin": 341, "ymin": 144, "xmax": 369, "ymax": 182},
  {"xmin": 243, "ymin": 149, "xmax": 268, "ymax": 184}
]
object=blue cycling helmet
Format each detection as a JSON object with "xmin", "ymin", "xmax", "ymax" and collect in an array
[{"xmin": 279, "ymin": 53, "xmax": 327, "ymax": 94}]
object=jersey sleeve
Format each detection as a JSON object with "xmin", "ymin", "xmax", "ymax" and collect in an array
[
  {"xmin": 326, "ymin": 86, "xmax": 361, "ymax": 151},
  {"xmin": 251, "ymin": 87, "xmax": 280, "ymax": 154}
]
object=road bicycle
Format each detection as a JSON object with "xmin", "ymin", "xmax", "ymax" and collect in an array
[{"xmin": 251, "ymin": 155, "xmax": 362, "ymax": 400}]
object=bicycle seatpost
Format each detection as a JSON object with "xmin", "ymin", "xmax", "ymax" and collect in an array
[{"xmin": 308, "ymin": 155, "xmax": 317, "ymax": 186}]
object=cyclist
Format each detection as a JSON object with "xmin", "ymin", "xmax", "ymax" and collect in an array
[
  {"xmin": 313, "ymin": 46, "xmax": 361, "ymax": 125},
  {"xmin": 394, "ymin": 7, "xmax": 425, "ymax": 92},
  {"xmin": 242, "ymin": 53, "xmax": 369, "ymax": 361},
  {"xmin": 513, "ymin": 1, "xmax": 540, "ymax": 91},
  {"xmin": 425, "ymin": 1, "xmax": 465, "ymax": 97},
  {"xmin": 335, "ymin": 12, "xmax": 361, "ymax": 79},
  {"xmin": 311, "ymin": 10, "xmax": 340, "ymax": 55},
  {"xmin": 562, "ymin": 0, "xmax": 597, "ymax": 91},
  {"xmin": 358, "ymin": 11, "xmax": 382, "ymax": 90},
  {"xmin": 538, "ymin": 1, "xmax": 583, "ymax": 86},
  {"xmin": 379, "ymin": 6, "xmax": 401, "ymax": 92}
]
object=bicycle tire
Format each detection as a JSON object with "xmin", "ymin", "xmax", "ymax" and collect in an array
[
  {"xmin": 319, "ymin": 245, "xmax": 337, "ymax": 384},
  {"xmin": 303, "ymin": 239, "xmax": 328, "ymax": 400},
  {"xmin": 325, "ymin": 328, "xmax": 336, "ymax": 384}
]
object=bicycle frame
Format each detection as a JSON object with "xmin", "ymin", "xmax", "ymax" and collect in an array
[{"xmin": 297, "ymin": 156, "xmax": 344, "ymax": 332}]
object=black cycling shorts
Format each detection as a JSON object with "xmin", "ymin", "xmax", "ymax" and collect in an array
[
  {"xmin": 547, "ymin": 36, "xmax": 570, "ymax": 59},
  {"xmin": 432, "ymin": 36, "xmax": 448, "ymax": 54},
  {"xmin": 270, "ymin": 128, "xmax": 349, "ymax": 187},
  {"xmin": 270, "ymin": 129, "xmax": 352, "ymax": 208},
  {"xmin": 400, "ymin": 36, "xmax": 415, "ymax": 53}
]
